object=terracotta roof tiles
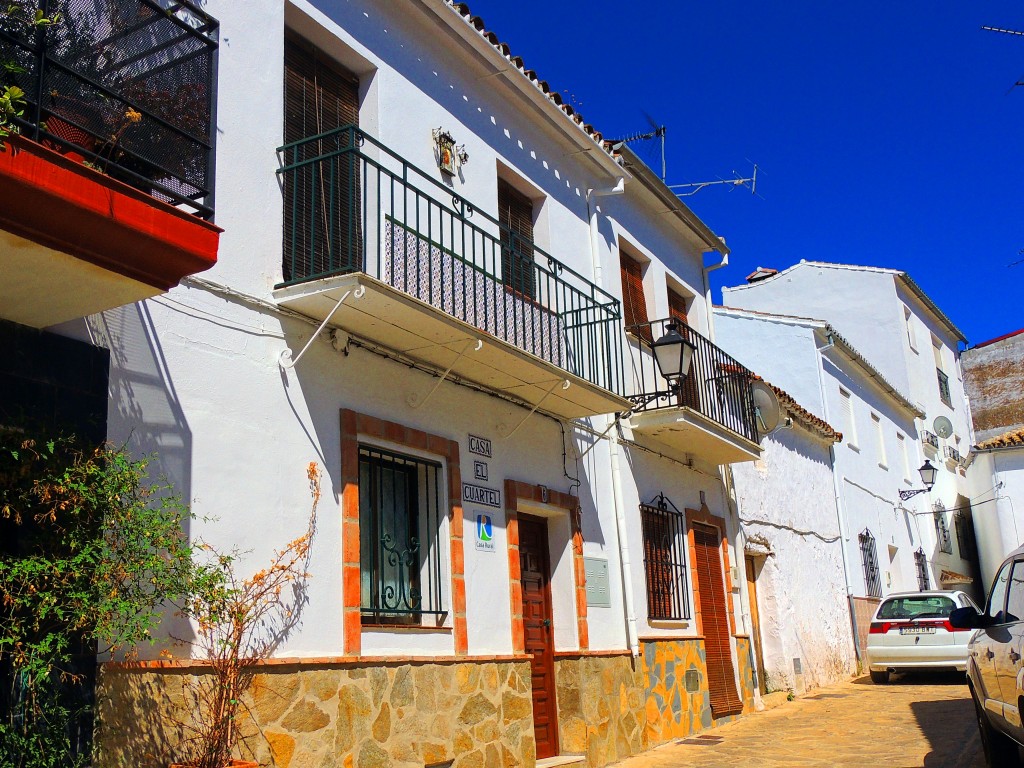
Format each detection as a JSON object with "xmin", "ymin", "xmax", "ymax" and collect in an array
[
  {"xmin": 445, "ymin": 1, "xmax": 610, "ymax": 152},
  {"xmin": 976, "ymin": 427, "xmax": 1024, "ymax": 451}
]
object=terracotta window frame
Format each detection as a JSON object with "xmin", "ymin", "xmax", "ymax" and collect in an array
[
  {"xmin": 340, "ymin": 409, "xmax": 466, "ymax": 656},
  {"xmin": 504, "ymin": 480, "xmax": 589, "ymax": 653}
]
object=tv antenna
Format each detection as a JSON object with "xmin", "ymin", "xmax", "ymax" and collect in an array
[
  {"xmin": 669, "ymin": 163, "xmax": 759, "ymax": 197},
  {"xmin": 608, "ymin": 114, "xmax": 667, "ymax": 181}
]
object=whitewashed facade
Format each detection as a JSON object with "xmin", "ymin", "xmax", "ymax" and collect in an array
[
  {"xmin": 725, "ymin": 382, "xmax": 855, "ymax": 694},
  {"xmin": 0, "ymin": 1, "xmax": 773, "ymax": 765},
  {"xmin": 721, "ymin": 263, "xmax": 979, "ymax": 599}
]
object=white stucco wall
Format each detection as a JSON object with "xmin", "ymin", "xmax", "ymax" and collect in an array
[
  {"xmin": 967, "ymin": 449, "xmax": 1024, "ymax": 596},
  {"xmin": 730, "ymin": 424, "xmax": 855, "ymax": 692}
]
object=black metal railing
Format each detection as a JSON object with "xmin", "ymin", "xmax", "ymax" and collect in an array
[
  {"xmin": 860, "ymin": 529, "xmax": 882, "ymax": 598},
  {"xmin": 626, "ymin": 317, "xmax": 758, "ymax": 443},
  {"xmin": 2, "ymin": 0, "xmax": 218, "ymax": 218},
  {"xmin": 277, "ymin": 125, "xmax": 625, "ymax": 398}
]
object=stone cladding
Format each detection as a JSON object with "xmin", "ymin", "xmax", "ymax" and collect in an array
[{"xmin": 97, "ymin": 657, "xmax": 534, "ymax": 768}]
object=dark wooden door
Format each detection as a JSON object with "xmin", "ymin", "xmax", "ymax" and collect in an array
[
  {"xmin": 693, "ymin": 523, "xmax": 744, "ymax": 717},
  {"xmin": 519, "ymin": 515, "xmax": 559, "ymax": 759}
]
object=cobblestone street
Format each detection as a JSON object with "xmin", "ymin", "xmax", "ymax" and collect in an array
[{"xmin": 613, "ymin": 673, "xmax": 986, "ymax": 768}]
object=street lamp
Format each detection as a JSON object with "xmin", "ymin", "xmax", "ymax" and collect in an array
[
  {"xmin": 652, "ymin": 322, "xmax": 695, "ymax": 389},
  {"xmin": 899, "ymin": 460, "xmax": 938, "ymax": 501}
]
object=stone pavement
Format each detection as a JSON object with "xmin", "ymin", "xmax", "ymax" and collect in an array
[{"xmin": 609, "ymin": 672, "xmax": 985, "ymax": 768}]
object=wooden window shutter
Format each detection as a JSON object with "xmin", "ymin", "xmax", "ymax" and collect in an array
[
  {"xmin": 668, "ymin": 289, "xmax": 699, "ymax": 409},
  {"xmin": 693, "ymin": 523, "xmax": 744, "ymax": 717},
  {"xmin": 667, "ymin": 291, "xmax": 689, "ymax": 327},
  {"xmin": 619, "ymin": 253, "xmax": 650, "ymax": 340},
  {"xmin": 498, "ymin": 180, "xmax": 536, "ymax": 298},
  {"xmin": 283, "ymin": 36, "xmax": 361, "ymax": 282}
]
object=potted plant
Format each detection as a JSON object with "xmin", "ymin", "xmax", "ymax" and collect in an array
[{"xmin": 169, "ymin": 463, "xmax": 321, "ymax": 768}]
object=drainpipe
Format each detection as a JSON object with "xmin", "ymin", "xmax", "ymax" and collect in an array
[
  {"xmin": 609, "ymin": 420, "xmax": 640, "ymax": 657},
  {"xmin": 585, "ymin": 180, "xmax": 639, "ymax": 657},
  {"xmin": 815, "ymin": 332, "xmax": 861, "ymax": 661}
]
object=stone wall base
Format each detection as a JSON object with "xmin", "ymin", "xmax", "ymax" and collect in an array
[{"xmin": 96, "ymin": 658, "xmax": 535, "ymax": 768}]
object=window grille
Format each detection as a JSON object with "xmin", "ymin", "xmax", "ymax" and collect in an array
[
  {"xmin": 859, "ymin": 529, "xmax": 882, "ymax": 598},
  {"xmin": 944, "ymin": 445, "xmax": 961, "ymax": 464},
  {"xmin": 936, "ymin": 368, "xmax": 952, "ymax": 407},
  {"xmin": 915, "ymin": 549, "xmax": 930, "ymax": 591},
  {"xmin": 640, "ymin": 494, "xmax": 690, "ymax": 620},
  {"xmin": 955, "ymin": 510, "xmax": 977, "ymax": 561},
  {"xmin": 358, "ymin": 446, "xmax": 445, "ymax": 623},
  {"xmin": 934, "ymin": 503, "xmax": 952, "ymax": 554},
  {"xmin": 922, "ymin": 430, "xmax": 939, "ymax": 450}
]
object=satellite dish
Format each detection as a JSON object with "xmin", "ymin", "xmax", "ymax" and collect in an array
[
  {"xmin": 751, "ymin": 381, "xmax": 783, "ymax": 436},
  {"xmin": 933, "ymin": 416, "xmax": 954, "ymax": 439}
]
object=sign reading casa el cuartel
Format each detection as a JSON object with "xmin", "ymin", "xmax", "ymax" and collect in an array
[{"xmin": 462, "ymin": 482, "xmax": 501, "ymax": 509}]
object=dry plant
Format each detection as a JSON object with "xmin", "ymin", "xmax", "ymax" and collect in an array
[{"xmin": 171, "ymin": 462, "xmax": 321, "ymax": 768}]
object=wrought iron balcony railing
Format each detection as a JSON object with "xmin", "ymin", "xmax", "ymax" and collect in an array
[
  {"xmin": 626, "ymin": 318, "xmax": 759, "ymax": 444},
  {"xmin": 278, "ymin": 125, "xmax": 625, "ymax": 398},
  {"xmin": 2, "ymin": 0, "xmax": 218, "ymax": 218}
]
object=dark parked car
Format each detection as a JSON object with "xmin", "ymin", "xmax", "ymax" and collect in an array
[{"xmin": 950, "ymin": 543, "xmax": 1024, "ymax": 767}]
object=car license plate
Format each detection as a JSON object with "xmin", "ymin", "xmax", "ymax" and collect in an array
[{"xmin": 900, "ymin": 626, "xmax": 936, "ymax": 635}]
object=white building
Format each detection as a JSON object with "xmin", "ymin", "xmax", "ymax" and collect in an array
[
  {"xmin": 721, "ymin": 263, "xmax": 979, "ymax": 596},
  {"xmin": 727, "ymin": 380, "xmax": 855, "ymax": 694},
  {"xmin": 714, "ymin": 302, "xmax": 977, "ymax": 659},
  {"xmin": 0, "ymin": 1, "xmax": 774, "ymax": 766}
]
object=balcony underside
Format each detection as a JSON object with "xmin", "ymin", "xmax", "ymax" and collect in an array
[
  {"xmin": 274, "ymin": 273, "xmax": 631, "ymax": 420},
  {"xmin": 628, "ymin": 406, "xmax": 761, "ymax": 464},
  {"xmin": 0, "ymin": 137, "xmax": 220, "ymax": 328}
]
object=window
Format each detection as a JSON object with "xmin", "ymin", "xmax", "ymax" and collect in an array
[
  {"xmin": 840, "ymin": 389, "xmax": 858, "ymax": 448},
  {"xmin": 987, "ymin": 562, "xmax": 1013, "ymax": 620},
  {"xmin": 859, "ymin": 529, "xmax": 882, "ymax": 598},
  {"xmin": 498, "ymin": 180, "xmax": 536, "ymax": 299},
  {"xmin": 933, "ymin": 503, "xmax": 952, "ymax": 554},
  {"xmin": 283, "ymin": 35, "xmax": 361, "ymax": 282},
  {"xmin": 933, "ymin": 337, "xmax": 951, "ymax": 407},
  {"xmin": 359, "ymin": 446, "xmax": 446, "ymax": 624},
  {"xmin": 904, "ymin": 305, "xmax": 917, "ymax": 352},
  {"xmin": 619, "ymin": 251, "xmax": 650, "ymax": 340},
  {"xmin": 640, "ymin": 498, "xmax": 690, "ymax": 620},
  {"xmin": 914, "ymin": 549, "xmax": 930, "ymax": 591},
  {"xmin": 872, "ymin": 414, "xmax": 886, "ymax": 468},
  {"xmin": 667, "ymin": 288, "xmax": 689, "ymax": 327},
  {"xmin": 1006, "ymin": 562, "xmax": 1024, "ymax": 623},
  {"xmin": 937, "ymin": 369, "xmax": 952, "ymax": 407},
  {"xmin": 897, "ymin": 433, "xmax": 912, "ymax": 481},
  {"xmin": 955, "ymin": 510, "xmax": 977, "ymax": 561}
]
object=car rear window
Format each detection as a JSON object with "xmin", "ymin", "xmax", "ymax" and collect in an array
[{"xmin": 876, "ymin": 596, "xmax": 956, "ymax": 620}]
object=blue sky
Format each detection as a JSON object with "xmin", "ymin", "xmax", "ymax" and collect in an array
[{"xmin": 464, "ymin": 1, "xmax": 1024, "ymax": 346}]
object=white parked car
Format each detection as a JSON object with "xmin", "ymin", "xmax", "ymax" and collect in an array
[{"xmin": 866, "ymin": 589, "xmax": 981, "ymax": 684}]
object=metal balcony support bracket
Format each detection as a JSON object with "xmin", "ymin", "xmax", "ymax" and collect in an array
[
  {"xmin": 407, "ymin": 338, "xmax": 483, "ymax": 409},
  {"xmin": 498, "ymin": 379, "xmax": 571, "ymax": 440},
  {"xmin": 279, "ymin": 286, "xmax": 365, "ymax": 369}
]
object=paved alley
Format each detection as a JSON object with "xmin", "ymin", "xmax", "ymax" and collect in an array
[{"xmin": 612, "ymin": 673, "xmax": 985, "ymax": 768}]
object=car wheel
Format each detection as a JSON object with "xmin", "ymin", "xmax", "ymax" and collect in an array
[
  {"xmin": 869, "ymin": 669, "xmax": 890, "ymax": 684},
  {"xmin": 974, "ymin": 690, "xmax": 1019, "ymax": 768}
]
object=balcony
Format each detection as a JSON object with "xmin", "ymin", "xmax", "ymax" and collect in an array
[
  {"xmin": 625, "ymin": 318, "xmax": 760, "ymax": 464},
  {"xmin": 273, "ymin": 126, "xmax": 628, "ymax": 419},
  {"xmin": 0, "ymin": 0, "xmax": 220, "ymax": 327}
]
